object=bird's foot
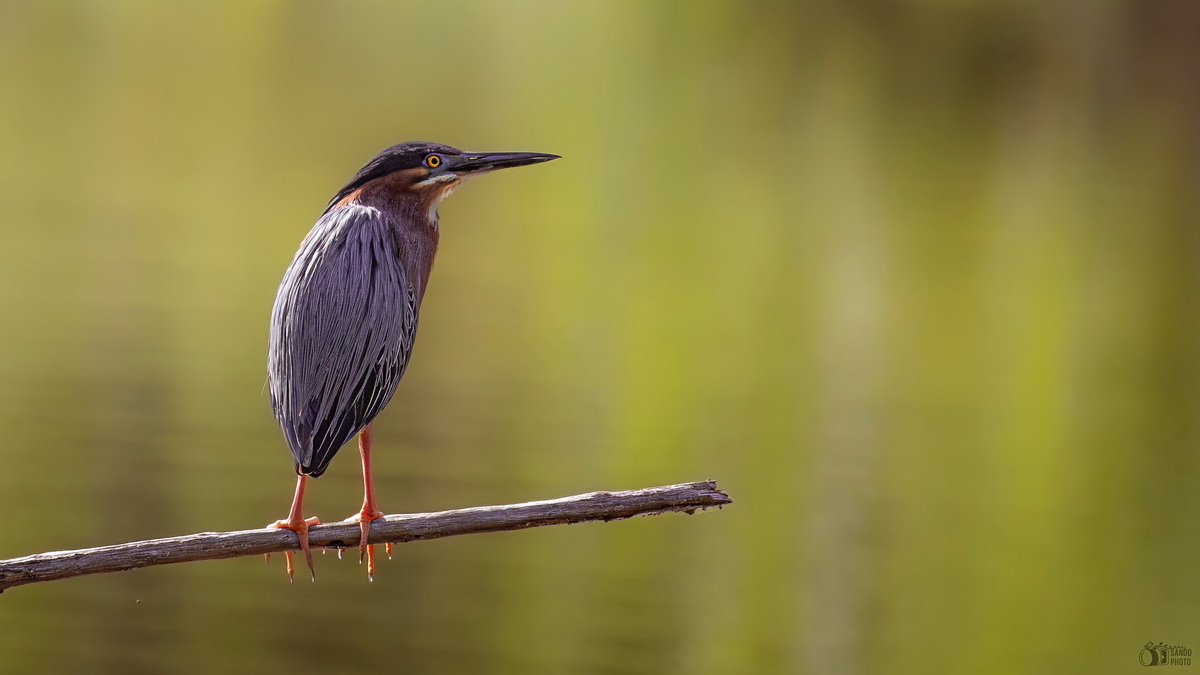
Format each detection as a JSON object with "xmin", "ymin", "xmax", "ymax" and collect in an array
[
  {"xmin": 265, "ymin": 516, "xmax": 321, "ymax": 583},
  {"xmin": 344, "ymin": 508, "xmax": 389, "ymax": 580}
]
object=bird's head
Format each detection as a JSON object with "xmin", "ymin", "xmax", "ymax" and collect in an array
[{"xmin": 327, "ymin": 142, "xmax": 559, "ymax": 215}]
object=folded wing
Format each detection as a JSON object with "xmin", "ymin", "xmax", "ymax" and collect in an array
[{"xmin": 268, "ymin": 205, "xmax": 416, "ymax": 476}]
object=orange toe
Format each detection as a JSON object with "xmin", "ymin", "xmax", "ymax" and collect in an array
[
  {"xmin": 269, "ymin": 516, "xmax": 321, "ymax": 582},
  {"xmin": 345, "ymin": 509, "xmax": 385, "ymax": 580}
]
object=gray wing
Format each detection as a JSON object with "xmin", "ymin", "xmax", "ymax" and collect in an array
[{"xmin": 268, "ymin": 205, "xmax": 417, "ymax": 476}]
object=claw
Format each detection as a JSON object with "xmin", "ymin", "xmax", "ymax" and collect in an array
[
  {"xmin": 357, "ymin": 517, "xmax": 372, "ymax": 563},
  {"xmin": 345, "ymin": 509, "xmax": 384, "ymax": 580},
  {"xmin": 366, "ymin": 540, "xmax": 375, "ymax": 580},
  {"xmin": 269, "ymin": 515, "xmax": 321, "ymax": 582}
]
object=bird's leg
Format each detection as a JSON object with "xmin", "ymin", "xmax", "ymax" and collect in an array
[
  {"xmin": 345, "ymin": 425, "xmax": 388, "ymax": 579},
  {"xmin": 267, "ymin": 473, "xmax": 321, "ymax": 582}
]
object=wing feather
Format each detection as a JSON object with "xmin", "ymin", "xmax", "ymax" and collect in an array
[{"xmin": 268, "ymin": 206, "xmax": 417, "ymax": 476}]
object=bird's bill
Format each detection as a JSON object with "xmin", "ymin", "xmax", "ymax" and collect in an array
[{"xmin": 451, "ymin": 151, "xmax": 560, "ymax": 174}]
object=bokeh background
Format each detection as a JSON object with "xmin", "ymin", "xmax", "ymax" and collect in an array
[{"xmin": 1, "ymin": 2, "xmax": 1198, "ymax": 673}]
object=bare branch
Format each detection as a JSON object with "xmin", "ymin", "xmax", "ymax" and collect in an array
[{"xmin": 0, "ymin": 481, "xmax": 731, "ymax": 592}]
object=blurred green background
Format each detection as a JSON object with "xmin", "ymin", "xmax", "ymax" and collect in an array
[{"xmin": 0, "ymin": 1, "xmax": 1198, "ymax": 673}]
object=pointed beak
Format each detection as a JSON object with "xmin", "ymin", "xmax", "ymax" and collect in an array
[{"xmin": 451, "ymin": 151, "xmax": 560, "ymax": 175}]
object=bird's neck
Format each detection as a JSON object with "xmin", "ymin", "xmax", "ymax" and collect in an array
[
  {"xmin": 335, "ymin": 172, "xmax": 444, "ymax": 300},
  {"xmin": 393, "ymin": 213, "xmax": 439, "ymax": 303}
]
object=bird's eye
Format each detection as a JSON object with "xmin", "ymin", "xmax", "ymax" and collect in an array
[{"xmin": 425, "ymin": 154, "xmax": 442, "ymax": 169}]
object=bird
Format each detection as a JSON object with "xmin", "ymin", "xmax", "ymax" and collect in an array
[{"xmin": 266, "ymin": 142, "xmax": 559, "ymax": 581}]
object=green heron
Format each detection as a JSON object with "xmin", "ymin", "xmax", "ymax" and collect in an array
[{"xmin": 267, "ymin": 142, "xmax": 559, "ymax": 581}]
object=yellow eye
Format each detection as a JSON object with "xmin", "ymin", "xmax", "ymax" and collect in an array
[{"xmin": 425, "ymin": 154, "xmax": 442, "ymax": 169}]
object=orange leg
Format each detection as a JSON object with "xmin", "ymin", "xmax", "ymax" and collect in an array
[
  {"xmin": 267, "ymin": 473, "xmax": 321, "ymax": 582},
  {"xmin": 345, "ymin": 425, "xmax": 389, "ymax": 580}
]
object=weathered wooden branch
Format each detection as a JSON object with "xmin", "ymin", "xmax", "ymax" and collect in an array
[{"xmin": 0, "ymin": 481, "xmax": 730, "ymax": 592}]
